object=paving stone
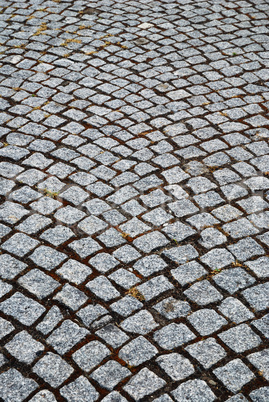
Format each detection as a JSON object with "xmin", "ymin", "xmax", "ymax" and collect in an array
[
  {"xmin": 184, "ymin": 280, "xmax": 223, "ymax": 305},
  {"xmin": 248, "ymin": 349, "xmax": 269, "ymax": 381},
  {"xmin": 91, "ymin": 361, "xmax": 131, "ymax": 391},
  {"xmin": 5, "ymin": 330, "xmax": 44, "ymax": 364},
  {"xmin": 162, "ymin": 245, "xmax": 198, "ymax": 264},
  {"xmin": 33, "ymin": 352, "xmax": 73, "ymax": 388},
  {"xmin": 157, "ymin": 353, "xmax": 195, "ymax": 381},
  {"xmin": 219, "ymin": 324, "xmax": 261, "ymax": 353},
  {"xmin": 133, "ymin": 231, "xmax": 169, "ymax": 253},
  {"xmin": 69, "ymin": 237, "xmax": 102, "ymax": 258},
  {"xmin": 213, "ymin": 359, "xmax": 255, "ymax": 393},
  {"xmin": 111, "ymin": 295, "xmax": 143, "ymax": 318},
  {"xmin": 154, "ymin": 296, "xmax": 191, "ymax": 320},
  {"xmin": 218, "ymin": 297, "xmax": 254, "ymax": 324},
  {"xmin": 185, "ymin": 337, "xmax": 227, "ymax": 369},
  {"xmin": 120, "ymin": 310, "xmax": 158, "ymax": 335},
  {"xmin": 54, "ymin": 284, "xmax": 87, "ymax": 311},
  {"xmin": 36, "ymin": 306, "xmax": 63, "ymax": 335},
  {"xmin": 0, "ymin": 317, "xmax": 15, "ymax": 340},
  {"xmin": 213, "ymin": 268, "xmax": 256, "ymax": 294},
  {"xmin": 119, "ymin": 336, "xmax": 157, "ymax": 366},
  {"xmin": 89, "ymin": 253, "xmax": 119, "ymax": 273},
  {"xmin": 56, "ymin": 259, "xmax": 92, "ymax": 285},
  {"xmin": 137, "ymin": 275, "xmax": 173, "ymax": 301},
  {"xmin": 188, "ymin": 309, "xmax": 227, "ymax": 336},
  {"xmin": 172, "ymin": 379, "xmax": 216, "ymax": 402},
  {"xmin": 242, "ymin": 283, "xmax": 269, "ymax": 312},
  {"xmin": 133, "ymin": 255, "xmax": 167, "ymax": 277},
  {"xmin": 226, "ymin": 395, "xmax": 248, "ymax": 402},
  {"xmin": 60, "ymin": 376, "xmax": 99, "ymax": 402},
  {"xmin": 200, "ymin": 248, "xmax": 235, "ymax": 270},
  {"xmin": 87, "ymin": 276, "xmax": 120, "ymax": 301},
  {"xmin": 252, "ymin": 314, "xmax": 269, "ymax": 339},
  {"xmin": 154, "ymin": 323, "xmax": 196, "ymax": 350},
  {"xmin": 123, "ymin": 368, "xmax": 165, "ymax": 400},
  {"xmin": 249, "ymin": 387, "xmax": 269, "ymax": 402},
  {"xmin": 30, "ymin": 246, "xmax": 67, "ymax": 270},
  {"xmin": 18, "ymin": 269, "xmax": 59, "ymax": 299},
  {"xmin": 0, "ymin": 369, "xmax": 38, "ymax": 402},
  {"xmin": 1, "ymin": 233, "xmax": 39, "ymax": 257},
  {"xmin": 0, "ymin": 292, "xmax": 45, "ymax": 326},
  {"xmin": 47, "ymin": 320, "xmax": 89, "ymax": 355},
  {"xmin": 101, "ymin": 392, "xmax": 128, "ymax": 402},
  {"xmin": 96, "ymin": 324, "xmax": 129, "ymax": 349},
  {"xmin": 72, "ymin": 340, "xmax": 110, "ymax": 372},
  {"xmin": 29, "ymin": 390, "xmax": 57, "ymax": 402}
]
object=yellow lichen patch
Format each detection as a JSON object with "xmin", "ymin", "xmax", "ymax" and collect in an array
[{"xmin": 127, "ymin": 287, "xmax": 145, "ymax": 301}]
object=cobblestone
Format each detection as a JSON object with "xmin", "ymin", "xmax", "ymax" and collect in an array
[{"xmin": 0, "ymin": 0, "xmax": 268, "ymax": 399}]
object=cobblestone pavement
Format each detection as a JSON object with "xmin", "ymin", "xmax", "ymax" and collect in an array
[{"xmin": 0, "ymin": 0, "xmax": 269, "ymax": 400}]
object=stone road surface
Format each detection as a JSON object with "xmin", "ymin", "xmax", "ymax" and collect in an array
[{"xmin": 0, "ymin": 0, "xmax": 269, "ymax": 401}]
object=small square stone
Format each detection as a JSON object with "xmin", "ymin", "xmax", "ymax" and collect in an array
[
  {"xmin": 154, "ymin": 323, "xmax": 195, "ymax": 350},
  {"xmin": 185, "ymin": 337, "xmax": 227, "ymax": 369},
  {"xmin": 213, "ymin": 359, "xmax": 255, "ymax": 393},
  {"xmin": 0, "ymin": 317, "xmax": 15, "ymax": 339},
  {"xmin": 228, "ymin": 238, "xmax": 265, "ymax": 261},
  {"xmin": 1, "ymin": 233, "xmax": 39, "ymax": 257},
  {"xmin": 18, "ymin": 269, "xmax": 59, "ymax": 298},
  {"xmin": 113, "ymin": 245, "xmax": 141, "ymax": 263},
  {"xmin": 200, "ymin": 248, "xmax": 235, "ymax": 269},
  {"xmin": 98, "ymin": 228, "xmax": 126, "ymax": 248},
  {"xmin": 212, "ymin": 205, "xmax": 243, "ymax": 222},
  {"xmin": 162, "ymin": 245, "xmax": 198, "ymax": 264},
  {"xmin": 246, "ymin": 257, "xmax": 269, "ymax": 278},
  {"xmin": 252, "ymin": 314, "xmax": 269, "ymax": 338},
  {"xmin": 31, "ymin": 197, "xmax": 61, "ymax": 215},
  {"xmin": 69, "ymin": 237, "xmax": 102, "ymax": 258},
  {"xmin": 33, "ymin": 352, "xmax": 73, "ymax": 388},
  {"xmin": 89, "ymin": 253, "xmax": 119, "ymax": 273},
  {"xmin": 0, "ymin": 369, "xmax": 38, "ymax": 402},
  {"xmin": 0, "ymin": 254, "xmax": 27, "ymax": 280},
  {"xmin": 121, "ymin": 310, "xmax": 158, "ymax": 335},
  {"xmin": 219, "ymin": 324, "xmax": 261, "ymax": 353},
  {"xmin": 214, "ymin": 268, "xmax": 255, "ymax": 294},
  {"xmin": 242, "ymin": 283, "xmax": 269, "ymax": 311},
  {"xmin": 133, "ymin": 255, "xmax": 167, "ymax": 277},
  {"xmin": 172, "ymin": 261, "xmax": 207, "ymax": 286},
  {"xmin": 76, "ymin": 304, "xmax": 108, "ymax": 328},
  {"xmin": 72, "ymin": 340, "xmax": 111, "ymax": 372},
  {"xmin": 249, "ymin": 387, "xmax": 269, "ymax": 402},
  {"xmin": 154, "ymin": 297, "xmax": 191, "ymax": 320},
  {"xmin": 96, "ymin": 324, "xmax": 129, "ymax": 348},
  {"xmin": 133, "ymin": 231, "xmax": 169, "ymax": 253},
  {"xmin": 169, "ymin": 199, "xmax": 199, "ymax": 217},
  {"xmin": 60, "ymin": 186, "xmax": 89, "ymax": 205},
  {"xmin": 157, "ymin": 353, "xmax": 194, "ymax": 381},
  {"xmin": 54, "ymin": 206, "xmax": 86, "ymax": 225},
  {"xmin": 78, "ymin": 215, "xmax": 108, "ymax": 236},
  {"xmin": 188, "ymin": 308, "xmax": 228, "ymax": 336},
  {"xmin": 123, "ymin": 368, "xmax": 165, "ymax": 400},
  {"xmin": 54, "ymin": 284, "xmax": 87, "ymax": 311},
  {"xmin": 162, "ymin": 221, "xmax": 196, "ymax": 242},
  {"xmin": 109, "ymin": 269, "xmax": 140, "ymax": 290},
  {"xmin": 60, "ymin": 376, "xmax": 99, "ymax": 402},
  {"xmin": 5, "ymin": 330, "xmax": 44, "ymax": 364},
  {"xmin": 248, "ymin": 349, "xmax": 269, "ymax": 381},
  {"xmin": 16, "ymin": 214, "xmax": 51, "ymax": 235},
  {"xmin": 36, "ymin": 306, "xmax": 63, "ymax": 335},
  {"xmin": 91, "ymin": 360, "xmax": 131, "ymax": 391},
  {"xmin": 28, "ymin": 390, "xmax": 57, "ymax": 402},
  {"xmin": 87, "ymin": 276, "xmax": 120, "ymax": 301},
  {"xmin": 30, "ymin": 246, "xmax": 67, "ymax": 270},
  {"xmin": 120, "ymin": 218, "xmax": 150, "ymax": 238},
  {"xmin": 137, "ymin": 275, "xmax": 174, "ymax": 301},
  {"xmin": 184, "ymin": 280, "xmax": 223, "ymax": 305},
  {"xmin": 56, "ymin": 260, "xmax": 92, "ymax": 285},
  {"xmin": 0, "ymin": 292, "xmax": 45, "ymax": 326},
  {"xmin": 101, "ymin": 392, "xmax": 128, "ymax": 402},
  {"xmin": 111, "ymin": 295, "xmax": 143, "ymax": 317},
  {"xmin": 119, "ymin": 336, "xmax": 157, "ymax": 366},
  {"xmin": 218, "ymin": 297, "xmax": 254, "ymax": 324},
  {"xmin": 172, "ymin": 379, "xmax": 216, "ymax": 402},
  {"xmin": 47, "ymin": 320, "xmax": 89, "ymax": 355},
  {"xmin": 41, "ymin": 226, "xmax": 74, "ymax": 246}
]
